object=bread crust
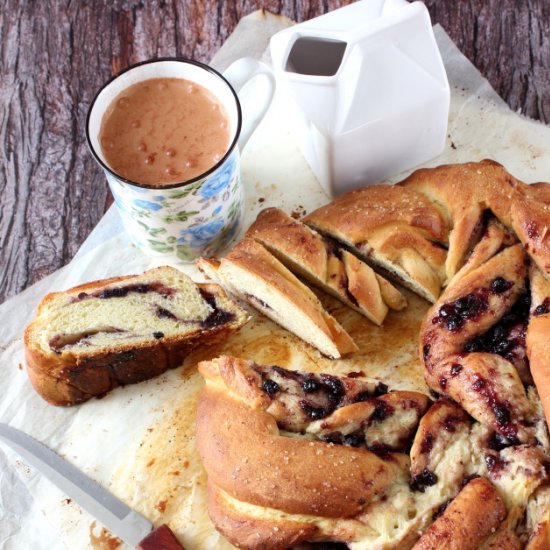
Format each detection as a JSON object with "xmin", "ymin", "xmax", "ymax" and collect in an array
[
  {"xmin": 196, "ymin": 360, "xmax": 400, "ymax": 519},
  {"xmin": 192, "ymin": 161, "xmax": 550, "ymax": 548},
  {"xmin": 401, "ymin": 159, "xmax": 550, "ymax": 286},
  {"xmin": 24, "ymin": 270, "xmax": 248, "ymax": 406},
  {"xmin": 527, "ymin": 315, "xmax": 550, "ymax": 432},
  {"xmin": 411, "ymin": 477, "xmax": 506, "ymax": 550},
  {"xmin": 303, "ymin": 184, "xmax": 449, "ymax": 302},
  {"xmin": 247, "ymin": 207, "xmax": 329, "ymax": 284},
  {"xmin": 512, "ymin": 182, "xmax": 550, "ymax": 274},
  {"xmin": 206, "ymin": 483, "xmax": 319, "ymax": 550},
  {"xmin": 246, "ymin": 207, "xmax": 405, "ymax": 325},
  {"xmin": 401, "ymin": 160, "xmax": 522, "ymax": 278},
  {"xmin": 304, "ymin": 184, "xmax": 448, "ymax": 244},
  {"xmin": 479, "ymin": 527, "xmax": 522, "ymax": 550}
]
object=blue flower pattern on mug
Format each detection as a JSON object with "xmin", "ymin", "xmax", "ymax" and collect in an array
[
  {"xmin": 178, "ymin": 219, "xmax": 225, "ymax": 248},
  {"xmin": 199, "ymin": 158, "xmax": 235, "ymax": 198},
  {"xmin": 107, "ymin": 149, "xmax": 242, "ymax": 259},
  {"xmin": 133, "ymin": 199, "xmax": 163, "ymax": 211}
]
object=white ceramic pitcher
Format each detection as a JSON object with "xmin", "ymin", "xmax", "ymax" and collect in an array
[{"xmin": 270, "ymin": 0, "xmax": 450, "ymax": 197}]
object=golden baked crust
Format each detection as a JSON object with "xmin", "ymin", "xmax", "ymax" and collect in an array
[
  {"xmin": 24, "ymin": 267, "xmax": 248, "ymax": 405},
  {"xmin": 197, "ymin": 357, "xmax": 403, "ymax": 549},
  {"xmin": 188, "ymin": 161, "xmax": 550, "ymax": 548},
  {"xmin": 195, "ymin": 353, "xmax": 550, "ymax": 548},
  {"xmin": 196, "ymin": 355, "xmax": 549, "ymax": 549},
  {"xmin": 246, "ymin": 207, "xmax": 406, "ymax": 325},
  {"xmin": 206, "ymin": 484, "xmax": 319, "ymax": 550},
  {"xmin": 512, "ymin": 182, "xmax": 550, "ymax": 274},
  {"xmin": 304, "ymin": 185, "xmax": 448, "ymax": 303},
  {"xmin": 525, "ymin": 484, "xmax": 550, "ymax": 550},
  {"xmin": 411, "ymin": 477, "xmax": 506, "ymax": 550},
  {"xmin": 400, "ymin": 159, "xmax": 523, "ymax": 282}
]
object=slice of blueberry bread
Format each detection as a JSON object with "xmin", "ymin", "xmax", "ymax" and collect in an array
[{"xmin": 24, "ymin": 266, "xmax": 248, "ymax": 406}]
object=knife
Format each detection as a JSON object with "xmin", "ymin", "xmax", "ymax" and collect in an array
[{"xmin": 0, "ymin": 423, "xmax": 185, "ymax": 550}]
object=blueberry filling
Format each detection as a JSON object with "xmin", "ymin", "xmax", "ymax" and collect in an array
[
  {"xmin": 245, "ymin": 293, "xmax": 271, "ymax": 310},
  {"xmin": 450, "ymin": 363, "xmax": 462, "ymax": 376},
  {"xmin": 487, "ymin": 432, "xmax": 514, "ymax": 451},
  {"xmin": 300, "ymin": 400, "xmax": 327, "ymax": 420},
  {"xmin": 199, "ymin": 288, "xmax": 236, "ymax": 328},
  {"xmin": 156, "ymin": 306, "xmax": 178, "ymax": 320},
  {"xmin": 484, "ymin": 453, "xmax": 506, "ymax": 473},
  {"xmin": 353, "ymin": 391, "xmax": 371, "ymax": 402},
  {"xmin": 370, "ymin": 400, "xmax": 394, "ymax": 422},
  {"xmin": 470, "ymin": 375, "xmax": 517, "ymax": 438},
  {"xmin": 420, "ymin": 433, "xmax": 434, "ymax": 454},
  {"xmin": 534, "ymin": 297, "xmax": 550, "ymax": 316},
  {"xmin": 433, "ymin": 291, "xmax": 489, "ymax": 332},
  {"xmin": 302, "ymin": 378, "xmax": 321, "ymax": 393},
  {"xmin": 410, "ymin": 468, "xmax": 438, "ymax": 492},
  {"xmin": 343, "ymin": 433, "xmax": 365, "ymax": 447},
  {"xmin": 74, "ymin": 282, "xmax": 175, "ymax": 302},
  {"xmin": 490, "ymin": 277, "xmax": 513, "ymax": 294},
  {"xmin": 432, "ymin": 499, "xmax": 451, "ymax": 520},
  {"xmin": 49, "ymin": 328, "xmax": 125, "ymax": 353},
  {"xmin": 262, "ymin": 379, "xmax": 280, "ymax": 396},
  {"xmin": 463, "ymin": 292, "xmax": 529, "ymax": 362},
  {"xmin": 201, "ymin": 308, "xmax": 235, "ymax": 329},
  {"xmin": 320, "ymin": 375, "xmax": 345, "ymax": 406}
]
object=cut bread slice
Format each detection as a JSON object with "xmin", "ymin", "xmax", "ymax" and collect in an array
[
  {"xmin": 246, "ymin": 208, "xmax": 406, "ymax": 325},
  {"xmin": 303, "ymin": 185, "xmax": 449, "ymax": 303},
  {"xmin": 24, "ymin": 266, "xmax": 248, "ymax": 405},
  {"xmin": 197, "ymin": 239, "xmax": 358, "ymax": 358}
]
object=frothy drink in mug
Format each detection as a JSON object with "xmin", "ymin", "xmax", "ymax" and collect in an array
[
  {"xmin": 99, "ymin": 77, "xmax": 231, "ymax": 186},
  {"xmin": 87, "ymin": 57, "xmax": 275, "ymax": 261}
]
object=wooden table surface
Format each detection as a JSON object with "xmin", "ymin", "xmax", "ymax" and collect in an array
[{"xmin": 1, "ymin": 0, "xmax": 549, "ymax": 304}]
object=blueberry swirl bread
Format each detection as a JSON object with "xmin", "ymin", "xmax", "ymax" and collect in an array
[
  {"xmin": 196, "ymin": 160, "xmax": 550, "ymax": 548},
  {"xmin": 24, "ymin": 266, "xmax": 248, "ymax": 405}
]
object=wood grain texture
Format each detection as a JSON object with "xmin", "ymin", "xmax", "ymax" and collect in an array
[{"xmin": 1, "ymin": 0, "xmax": 549, "ymax": 304}]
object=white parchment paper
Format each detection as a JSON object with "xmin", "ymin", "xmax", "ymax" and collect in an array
[{"xmin": 1, "ymin": 10, "xmax": 550, "ymax": 549}]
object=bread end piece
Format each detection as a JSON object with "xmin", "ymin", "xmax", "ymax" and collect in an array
[{"xmin": 24, "ymin": 267, "xmax": 248, "ymax": 406}]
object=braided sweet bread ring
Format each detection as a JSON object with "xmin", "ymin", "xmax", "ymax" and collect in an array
[{"xmin": 196, "ymin": 161, "xmax": 550, "ymax": 548}]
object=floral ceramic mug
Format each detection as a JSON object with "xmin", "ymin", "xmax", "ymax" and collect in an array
[{"xmin": 86, "ymin": 58, "xmax": 274, "ymax": 261}]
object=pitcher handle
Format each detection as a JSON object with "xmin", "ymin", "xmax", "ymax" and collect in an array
[{"xmin": 223, "ymin": 57, "xmax": 275, "ymax": 151}]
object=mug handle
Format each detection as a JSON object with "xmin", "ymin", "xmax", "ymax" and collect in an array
[{"xmin": 223, "ymin": 57, "xmax": 275, "ymax": 151}]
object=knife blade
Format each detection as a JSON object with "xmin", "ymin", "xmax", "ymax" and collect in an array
[{"xmin": 0, "ymin": 422, "xmax": 185, "ymax": 550}]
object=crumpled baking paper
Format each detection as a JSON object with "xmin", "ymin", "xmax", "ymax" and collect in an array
[{"xmin": 1, "ymin": 9, "xmax": 550, "ymax": 550}]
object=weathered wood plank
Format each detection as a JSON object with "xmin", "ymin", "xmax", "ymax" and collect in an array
[{"xmin": 0, "ymin": 0, "xmax": 548, "ymax": 304}]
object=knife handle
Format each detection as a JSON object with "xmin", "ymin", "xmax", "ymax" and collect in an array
[{"xmin": 137, "ymin": 524, "xmax": 186, "ymax": 550}]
